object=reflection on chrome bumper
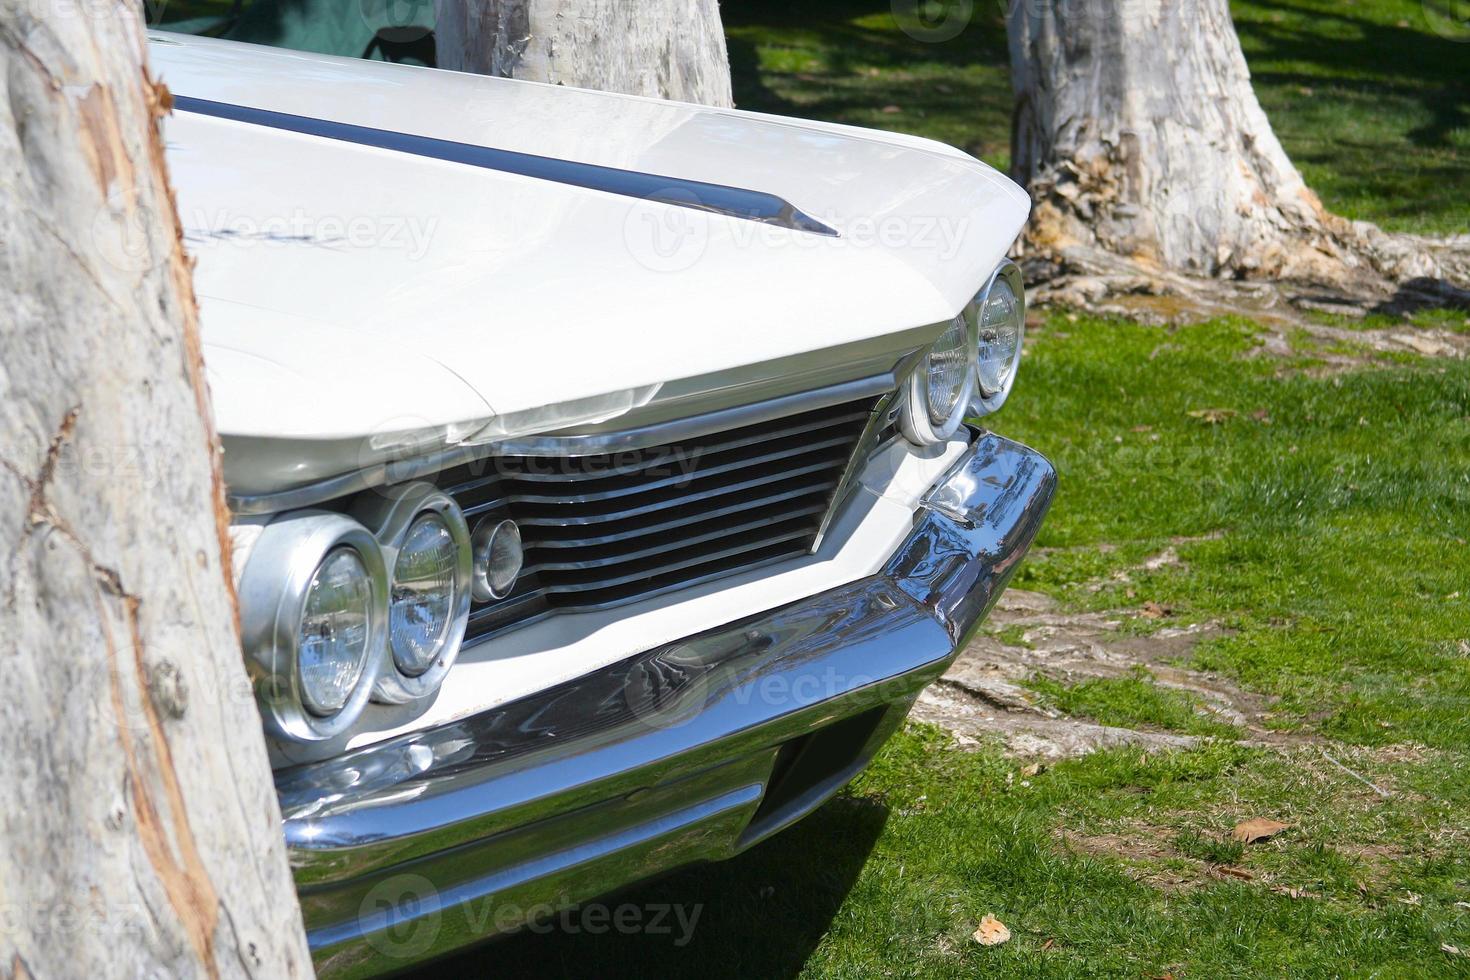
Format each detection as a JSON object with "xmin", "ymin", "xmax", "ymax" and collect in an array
[{"xmin": 275, "ymin": 431, "xmax": 1055, "ymax": 978}]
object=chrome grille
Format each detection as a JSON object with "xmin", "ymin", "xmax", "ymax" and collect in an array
[{"xmin": 439, "ymin": 397, "xmax": 879, "ymax": 642}]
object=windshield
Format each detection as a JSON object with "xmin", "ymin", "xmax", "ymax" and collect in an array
[{"xmin": 144, "ymin": 0, "xmax": 437, "ymax": 66}]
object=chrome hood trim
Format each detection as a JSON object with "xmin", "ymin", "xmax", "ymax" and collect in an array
[{"xmin": 174, "ymin": 95, "xmax": 840, "ymax": 238}]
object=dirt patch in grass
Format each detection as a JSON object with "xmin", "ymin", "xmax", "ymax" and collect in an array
[
  {"xmin": 913, "ymin": 587, "xmax": 1317, "ymax": 758},
  {"xmin": 1252, "ymin": 316, "xmax": 1470, "ymax": 375},
  {"xmin": 1053, "ymin": 824, "xmax": 1264, "ymax": 893}
]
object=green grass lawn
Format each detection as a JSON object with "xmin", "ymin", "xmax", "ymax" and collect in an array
[{"xmin": 435, "ymin": 3, "xmax": 1469, "ymax": 977}]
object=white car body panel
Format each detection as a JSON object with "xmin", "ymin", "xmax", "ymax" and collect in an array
[{"xmin": 150, "ymin": 33, "xmax": 1029, "ymax": 473}]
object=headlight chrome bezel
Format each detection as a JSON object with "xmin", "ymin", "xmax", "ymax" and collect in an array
[
  {"xmin": 353, "ymin": 482, "xmax": 473, "ymax": 705},
  {"xmin": 238, "ymin": 511, "xmax": 388, "ymax": 742},
  {"xmin": 970, "ymin": 260, "xmax": 1026, "ymax": 418}
]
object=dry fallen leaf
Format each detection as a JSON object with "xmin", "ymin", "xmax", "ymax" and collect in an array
[
  {"xmin": 1215, "ymin": 865, "xmax": 1254, "ymax": 881},
  {"xmin": 1041, "ymin": 939, "xmax": 1055, "ymax": 951},
  {"xmin": 1443, "ymin": 944, "xmax": 1465, "ymax": 957},
  {"xmin": 880, "ymin": 104, "xmax": 902, "ymax": 114},
  {"xmin": 1231, "ymin": 818, "xmax": 1291, "ymax": 843},
  {"xmin": 1021, "ymin": 763, "xmax": 1045, "ymax": 777},
  {"xmin": 1139, "ymin": 601, "xmax": 1171, "ymax": 619},
  {"xmin": 1273, "ymin": 885, "xmax": 1317, "ymax": 899},
  {"xmin": 973, "ymin": 914, "xmax": 1011, "ymax": 947},
  {"xmin": 1399, "ymin": 892, "xmax": 1422, "ymax": 906},
  {"xmin": 1187, "ymin": 408, "xmax": 1236, "ymax": 424}
]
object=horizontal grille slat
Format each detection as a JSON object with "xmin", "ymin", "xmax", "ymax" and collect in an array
[
  {"xmin": 524, "ymin": 505, "xmax": 829, "ymax": 573},
  {"xmin": 446, "ymin": 395, "xmax": 879, "ymax": 641},
  {"xmin": 504, "ymin": 408, "xmax": 871, "ymax": 483},
  {"xmin": 510, "ymin": 456, "xmax": 848, "ymax": 527},
  {"xmin": 499, "ymin": 434, "xmax": 858, "ymax": 504},
  {"xmin": 534, "ymin": 521, "xmax": 817, "ymax": 594},
  {"xmin": 525, "ymin": 487, "xmax": 834, "ymax": 549},
  {"xmin": 543, "ymin": 543, "xmax": 812, "ymax": 611}
]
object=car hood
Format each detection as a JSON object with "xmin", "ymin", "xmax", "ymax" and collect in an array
[{"xmin": 150, "ymin": 33, "xmax": 1029, "ymax": 491}]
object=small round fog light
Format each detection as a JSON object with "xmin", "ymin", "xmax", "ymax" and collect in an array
[{"xmin": 472, "ymin": 518, "xmax": 523, "ymax": 602}]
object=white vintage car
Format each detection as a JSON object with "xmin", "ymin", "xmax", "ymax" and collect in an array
[{"xmin": 150, "ymin": 30, "xmax": 1054, "ymax": 976}]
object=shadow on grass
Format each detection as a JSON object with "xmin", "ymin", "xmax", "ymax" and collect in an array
[
  {"xmin": 412, "ymin": 793, "xmax": 889, "ymax": 980},
  {"xmin": 1237, "ymin": 0, "xmax": 1468, "ymax": 149}
]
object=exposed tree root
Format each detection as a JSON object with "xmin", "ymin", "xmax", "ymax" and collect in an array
[
  {"xmin": 1019, "ymin": 235, "xmax": 1470, "ymax": 330},
  {"xmin": 912, "ymin": 589, "xmax": 1319, "ymax": 759}
]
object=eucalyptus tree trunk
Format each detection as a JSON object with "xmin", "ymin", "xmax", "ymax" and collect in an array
[
  {"xmin": 0, "ymin": 3, "xmax": 312, "ymax": 976},
  {"xmin": 1008, "ymin": 0, "xmax": 1468, "ymax": 303},
  {"xmin": 434, "ymin": 0, "xmax": 734, "ymax": 106}
]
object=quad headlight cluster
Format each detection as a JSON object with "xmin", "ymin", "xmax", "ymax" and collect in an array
[
  {"xmin": 900, "ymin": 260, "xmax": 1025, "ymax": 445},
  {"xmin": 238, "ymin": 482, "xmax": 486, "ymax": 740}
]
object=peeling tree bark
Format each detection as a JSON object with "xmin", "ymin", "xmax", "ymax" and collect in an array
[
  {"xmin": 434, "ymin": 0, "xmax": 733, "ymax": 107},
  {"xmin": 1008, "ymin": 0, "xmax": 1469, "ymax": 310},
  {"xmin": 0, "ymin": 3, "xmax": 312, "ymax": 977}
]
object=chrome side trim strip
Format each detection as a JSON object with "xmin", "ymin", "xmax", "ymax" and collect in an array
[
  {"xmin": 811, "ymin": 391, "xmax": 901, "ymax": 552},
  {"xmin": 227, "ymin": 374, "xmax": 894, "ymax": 516},
  {"xmin": 173, "ymin": 95, "xmax": 839, "ymax": 237}
]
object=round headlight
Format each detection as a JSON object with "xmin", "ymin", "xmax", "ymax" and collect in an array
[
  {"xmin": 972, "ymin": 262, "xmax": 1026, "ymax": 414},
  {"xmin": 926, "ymin": 313, "xmax": 971, "ymax": 425},
  {"xmin": 352, "ymin": 483, "xmax": 472, "ymax": 704},
  {"xmin": 297, "ymin": 547, "xmax": 375, "ymax": 716},
  {"xmin": 901, "ymin": 312, "xmax": 976, "ymax": 446},
  {"xmin": 389, "ymin": 514, "xmax": 460, "ymax": 676}
]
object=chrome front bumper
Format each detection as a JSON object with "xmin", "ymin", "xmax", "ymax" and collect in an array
[{"xmin": 274, "ymin": 431, "xmax": 1055, "ymax": 978}]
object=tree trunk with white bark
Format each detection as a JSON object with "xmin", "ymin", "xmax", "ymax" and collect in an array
[
  {"xmin": 1008, "ymin": 0, "xmax": 1469, "ymax": 310},
  {"xmin": 0, "ymin": 3, "xmax": 312, "ymax": 977},
  {"xmin": 434, "ymin": 0, "xmax": 733, "ymax": 107}
]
